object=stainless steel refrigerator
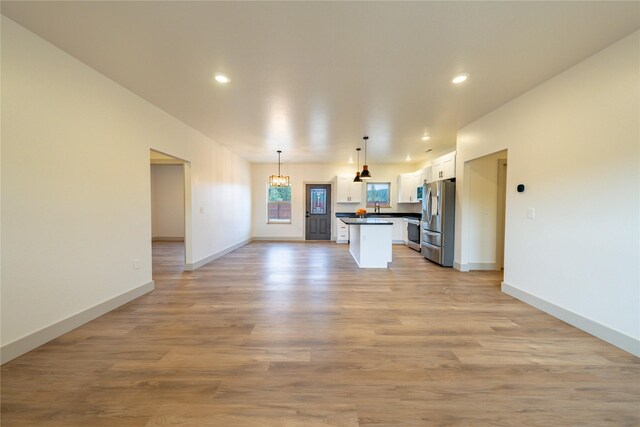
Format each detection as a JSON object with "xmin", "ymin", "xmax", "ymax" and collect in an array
[{"xmin": 421, "ymin": 180, "xmax": 455, "ymax": 266}]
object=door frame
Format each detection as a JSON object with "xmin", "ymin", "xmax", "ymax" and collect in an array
[
  {"xmin": 496, "ymin": 158, "xmax": 508, "ymax": 270},
  {"xmin": 302, "ymin": 180, "xmax": 334, "ymax": 241},
  {"xmin": 150, "ymin": 149, "xmax": 192, "ymax": 268}
]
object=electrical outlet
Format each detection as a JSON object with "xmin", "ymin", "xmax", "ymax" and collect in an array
[{"xmin": 133, "ymin": 258, "xmax": 141, "ymax": 270}]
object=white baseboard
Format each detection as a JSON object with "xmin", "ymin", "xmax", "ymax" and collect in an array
[
  {"xmin": 501, "ymin": 282, "xmax": 640, "ymax": 357},
  {"xmin": 1, "ymin": 280, "xmax": 155, "ymax": 364},
  {"xmin": 152, "ymin": 237, "xmax": 184, "ymax": 242},
  {"xmin": 250, "ymin": 237, "xmax": 305, "ymax": 242},
  {"xmin": 468, "ymin": 262, "xmax": 498, "ymax": 271},
  {"xmin": 454, "ymin": 262, "xmax": 499, "ymax": 271},
  {"xmin": 184, "ymin": 239, "xmax": 251, "ymax": 271},
  {"xmin": 454, "ymin": 261, "xmax": 469, "ymax": 272}
]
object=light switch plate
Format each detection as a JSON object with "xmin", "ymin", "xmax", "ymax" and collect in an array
[{"xmin": 527, "ymin": 208, "xmax": 535, "ymax": 219}]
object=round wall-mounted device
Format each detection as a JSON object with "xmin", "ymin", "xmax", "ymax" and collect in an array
[{"xmin": 517, "ymin": 184, "xmax": 525, "ymax": 193}]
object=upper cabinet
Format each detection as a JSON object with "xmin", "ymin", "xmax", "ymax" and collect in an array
[
  {"xmin": 397, "ymin": 172, "xmax": 421, "ymax": 203},
  {"xmin": 419, "ymin": 166, "xmax": 432, "ymax": 186},
  {"xmin": 428, "ymin": 151, "xmax": 456, "ymax": 183},
  {"xmin": 336, "ymin": 174, "xmax": 362, "ymax": 203}
]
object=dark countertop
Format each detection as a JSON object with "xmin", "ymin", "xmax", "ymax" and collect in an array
[
  {"xmin": 340, "ymin": 218, "xmax": 393, "ymax": 225},
  {"xmin": 336, "ymin": 212, "xmax": 421, "ymax": 219}
]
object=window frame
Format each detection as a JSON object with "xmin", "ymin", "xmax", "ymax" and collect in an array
[
  {"xmin": 366, "ymin": 182, "xmax": 392, "ymax": 208},
  {"xmin": 266, "ymin": 182, "xmax": 292, "ymax": 224}
]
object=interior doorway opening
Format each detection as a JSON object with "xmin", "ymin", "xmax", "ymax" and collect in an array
[
  {"xmin": 150, "ymin": 149, "xmax": 190, "ymax": 275},
  {"xmin": 464, "ymin": 149, "xmax": 508, "ymax": 272},
  {"xmin": 496, "ymin": 158, "xmax": 508, "ymax": 270}
]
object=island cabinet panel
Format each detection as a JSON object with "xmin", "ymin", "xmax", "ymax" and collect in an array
[
  {"xmin": 390, "ymin": 218, "xmax": 405, "ymax": 243},
  {"xmin": 348, "ymin": 223, "xmax": 392, "ymax": 268},
  {"xmin": 340, "ymin": 218, "xmax": 393, "ymax": 268}
]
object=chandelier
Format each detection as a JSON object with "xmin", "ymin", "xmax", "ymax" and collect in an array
[{"xmin": 268, "ymin": 150, "xmax": 291, "ymax": 187}]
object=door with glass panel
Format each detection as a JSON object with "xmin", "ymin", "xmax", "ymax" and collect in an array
[{"xmin": 305, "ymin": 184, "xmax": 331, "ymax": 240}]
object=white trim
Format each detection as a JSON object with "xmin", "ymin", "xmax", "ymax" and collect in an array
[
  {"xmin": 468, "ymin": 262, "xmax": 499, "ymax": 271},
  {"xmin": 150, "ymin": 158, "xmax": 184, "ymax": 165},
  {"xmin": 496, "ymin": 158, "xmax": 508, "ymax": 270},
  {"xmin": 250, "ymin": 237, "xmax": 305, "ymax": 242},
  {"xmin": 454, "ymin": 261, "xmax": 469, "ymax": 272},
  {"xmin": 184, "ymin": 239, "xmax": 251, "ymax": 271},
  {"xmin": 502, "ymin": 282, "xmax": 640, "ymax": 357},
  {"xmin": 453, "ymin": 262, "xmax": 498, "ymax": 271},
  {"xmin": 1, "ymin": 281, "xmax": 155, "ymax": 364}
]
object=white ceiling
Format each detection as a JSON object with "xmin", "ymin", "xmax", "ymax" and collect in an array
[{"xmin": 2, "ymin": 1, "xmax": 639, "ymax": 164}]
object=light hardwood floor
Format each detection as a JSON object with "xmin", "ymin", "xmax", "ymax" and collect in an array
[{"xmin": 2, "ymin": 242, "xmax": 639, "ymax": 426}]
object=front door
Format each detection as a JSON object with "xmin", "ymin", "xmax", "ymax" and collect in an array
[{"xmin": 305, "ymin": 184, "xmax": 331, "ymax": 240}]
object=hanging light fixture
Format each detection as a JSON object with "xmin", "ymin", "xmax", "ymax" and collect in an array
[
  {"xmin": 353, "ymin": 147, "xmax": 363, "ymax": 182},
  {"xmin": 360, "ymin": 136, "xmax": 372, "ymax": 179},
  {"xmin": 268, "ymin": 150, "xmax": 290, "ymax": 187}
]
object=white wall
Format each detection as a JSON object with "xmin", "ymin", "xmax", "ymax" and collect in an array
[
  {"xmin": 465, "ymin": 150, "xmax": 507, "ymax": 269},
  {"xmin": 455, "ymin": 31, "xmax": 639, "ymax": 353},
  {"xmin": 1, "ymin": 17, "xmax": 252, "ymax": 359},
  {"xmin": 151, "ymin": 164, "xmax": 185, "ymax": 240},
  {"xmin": 251, "ymin": 163, "xmax": 420, "ymax": 240}
]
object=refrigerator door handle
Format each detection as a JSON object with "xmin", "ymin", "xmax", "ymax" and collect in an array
[{"xmin": 426, "ymin": 187, "xmax": 433, "ymax": 223}]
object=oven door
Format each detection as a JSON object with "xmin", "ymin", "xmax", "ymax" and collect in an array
[{"xmin": 407, "ymin": 221, "xmax": 421, "ymax": 251}]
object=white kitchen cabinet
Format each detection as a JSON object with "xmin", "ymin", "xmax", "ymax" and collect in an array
[
  {"xmin": 420, "ymin": 166, "xmax": 432, "ymax": 186},
  {"xmin": 336, "ymin": 219, "xmax": 349, "ymax": 243},
  {"xmin": 390, "ymin": 218, "xmax": 405, "ymax": 243},
  {"xmin": 338, "ymin": 217, "xmax": 404, "ymax": 244},
  {"xmin": 336, "ymin": 174, "xmax": 363, "ymax": 203},
  {"xmin": 397, "ymin": 172, "xmax": 421, "ymax": 203},
  {"xmin": 429, "ymin": 151, "xmax": 456, "ymax": 182}
]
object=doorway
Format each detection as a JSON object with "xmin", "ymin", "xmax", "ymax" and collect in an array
[
  {"xmin": 496, "ymin": 159, "xmax": 507, "ymax": 270},
  {"xmin": 150, "ymin": 149, "xmax": 190, "ymax": 274},
  {"xmin": 305, "ymin": 184, "xmax": 332, "ymax": 240},
  {"xmin": 464, "ymin": 149, "xmax": 507, "ymax": 271}
]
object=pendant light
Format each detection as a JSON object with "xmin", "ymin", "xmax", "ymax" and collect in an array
[
  {"xmin": 353, "ymin": 148, "xmax": 363, "ymax": 182},
  {"xmin": 360, "ymin": 136, "xmax": 372, "ymax": 179},
  {"xmin": 268, "ymin": 150, "xmax": 291, "ymax": 187}
]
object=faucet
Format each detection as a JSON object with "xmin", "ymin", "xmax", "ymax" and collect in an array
[{"xmin": 375, "ymin": 201, "xmax": 380, "ymax": 214}]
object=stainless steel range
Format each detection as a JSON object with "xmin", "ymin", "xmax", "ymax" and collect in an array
[{"xmin": 406, "ymin": 218, "xmax": 421, "ymax": 251}]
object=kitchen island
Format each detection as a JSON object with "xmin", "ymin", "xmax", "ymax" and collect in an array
[{"xmin": 340, "ymin": 218, "xmax": 393, "ymax": 268}]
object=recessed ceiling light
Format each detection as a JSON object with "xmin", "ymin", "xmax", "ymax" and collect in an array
[
  {"xmin": 451, "ymin": 73, "xmax": 469, "ymax": 84},
  {"xmin": 421, "ymin": 135, "xmax": 430, "ymax": 141},
  {"xmin": 405, "ymin": 155, "xmax": 412, "ymax": 161},
  {"xmin": 348, "ymin": 157, "xmax": 354, "ymax": 164},
  {"xmin": 214, "ymin": 73, "xmax": 230, "ymax": 84}
]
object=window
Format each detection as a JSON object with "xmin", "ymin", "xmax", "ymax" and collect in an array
[
  {"xmin": 366, "ymin": 182, "xmax": 391, "ymax": 208},
  {"xmin": 309, "ymin": 188, "xmax": 327, "ymax": 214},
  {"xmin": 267, "ymin": 184, "xmax": 291, "ymax": 223}
]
